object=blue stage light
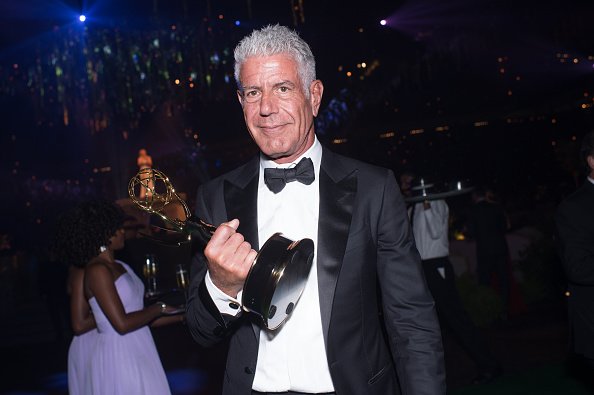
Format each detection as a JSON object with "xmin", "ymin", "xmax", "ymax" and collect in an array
[
  {"xmin": 235, "ymin": 20, "xmax": 240, "ymax": 26},
  {"xmin": 79, "ymin": 14, "xmax": 86, "ymax": 22}
]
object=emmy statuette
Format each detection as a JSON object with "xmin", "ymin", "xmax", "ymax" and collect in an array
[{"xmin": 128, "ymin": 168, "xmax": 314, "ymax": 330}]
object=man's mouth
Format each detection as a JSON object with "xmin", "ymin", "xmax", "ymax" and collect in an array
[{"xmin": 259, "ymin": 124, "xmax": 286, "ymax": 132}]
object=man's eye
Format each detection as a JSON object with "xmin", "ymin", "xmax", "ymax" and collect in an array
[
  {"xmin": 245, "ymin": 90, "xmax": 260, "ymax": 97},
  {"xmin": 278, "ymin": 86, "xmax": 291, "ymax": 93}
]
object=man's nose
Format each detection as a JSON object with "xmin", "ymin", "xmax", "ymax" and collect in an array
[{"xmin": 259, "ymin": 90, "xmax": 278, "ymax": 116}]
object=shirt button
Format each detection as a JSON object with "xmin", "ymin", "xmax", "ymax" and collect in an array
[{"xmin": 229, "ymin": 302, "xmax": 240, "ymax": 310}]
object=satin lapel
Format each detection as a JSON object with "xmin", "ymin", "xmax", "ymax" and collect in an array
[
  {"xmin": 223, "ymin": 157, "xmax": 259, "ymax": 248},
  {"xmin": 317, "ymin": 149, "xmax": 357, "ymax": 347},
  {"xmin": 223, "ymin": 157, "xmax": 261, "ymax": 340}
]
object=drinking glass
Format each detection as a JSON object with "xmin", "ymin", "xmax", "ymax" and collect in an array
[
  {"xmin": 144, "ymin": 254, "xmax": 158, "ymax": 295},
  {"xmin": 175, "ymin": 264, "xmax": 189, "ymax": 295}
]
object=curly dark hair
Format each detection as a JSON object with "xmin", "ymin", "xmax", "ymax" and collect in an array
[{"xmin": 52, "ymin": 200, "xmax": 125, "ymax": 268}]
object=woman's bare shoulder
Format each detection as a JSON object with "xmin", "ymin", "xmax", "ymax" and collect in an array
[{"xmin": 85, "ymin": 258, "xmax": 112, "ymax": 277}]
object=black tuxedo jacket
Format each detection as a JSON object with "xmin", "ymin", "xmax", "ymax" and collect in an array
[
  {"xmin": 186, "ymin": 146, "xmax": 445, "ymax": 395},
  {"xmin": 556, "ymin": 180, "xmax": 594, "ymax": 359}
]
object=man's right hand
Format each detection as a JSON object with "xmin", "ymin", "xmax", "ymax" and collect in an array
[{"xmin": 203, "ymin": 219, "xmax": 258, "ymax": 298}]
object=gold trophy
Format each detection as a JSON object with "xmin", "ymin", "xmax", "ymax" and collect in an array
[{"xmin": 128, "ymin": 168, "xmax": 314, "ymax": 330}]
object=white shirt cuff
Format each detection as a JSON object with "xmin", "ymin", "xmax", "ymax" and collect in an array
[{"xmin": 204, "ymin": 271, "xmax": 243, "ymax": 316}]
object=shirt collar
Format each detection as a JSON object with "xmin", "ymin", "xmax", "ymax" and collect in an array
[
  {"xmin": 588, "ymin": 176, "xmax": 594, "ymax": 185},
  {"xmin": 259, "ymin": 135, "xmax": 322, "ymax": 175}
]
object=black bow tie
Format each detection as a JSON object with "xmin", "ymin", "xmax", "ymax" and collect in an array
[{"xmin": 264, "ymin": 157, "xmax": 315, "ymax": 193}]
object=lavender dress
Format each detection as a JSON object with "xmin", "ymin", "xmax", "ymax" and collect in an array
[
  {"xmin": 68, "ymin": 329, "xmax": 98, "ymax": 395},
  {"xmin": 86, "ymin": 261, "xmax": 171, "ymax": 395}
]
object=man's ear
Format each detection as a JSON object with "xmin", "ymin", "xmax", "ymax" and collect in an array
[
  {"xmin": 236, "ymin": 90, "xmax": 244, "ymax": 108},
  {"xmin": 588, "ymin": 155, "xmax": 594, "ymax": 172},
  {"xmin": 309, "ymin": 80, "xmax": 324, "ymax": 117}
]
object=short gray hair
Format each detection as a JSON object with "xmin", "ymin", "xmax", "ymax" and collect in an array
[{"xmin": 234, "ymin": 24, "xmax": 316, "ymax": 97}]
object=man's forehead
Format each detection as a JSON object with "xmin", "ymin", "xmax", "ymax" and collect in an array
[{"xmin": 240, "ymin": 55, "xmax": 299, "ymax": 80}]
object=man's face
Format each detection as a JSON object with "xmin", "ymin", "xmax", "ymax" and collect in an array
[
  {"xmin": 400, "ymin": 174, "xmax": 414, "ymax": 196},
  {"xmin": 237, "ymin": 54, "xmax": 323, "ymax": 164}
]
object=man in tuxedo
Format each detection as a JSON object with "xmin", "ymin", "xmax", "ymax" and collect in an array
[
  {"xmin": 556, "ymin": 131, "xmax": 594, "ymax": 371},
  {"xmin": 186, "ymin": 25, "xmax": 445, "ymax": 395}
]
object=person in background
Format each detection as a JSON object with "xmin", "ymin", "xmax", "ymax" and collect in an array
[
  {"xmin": 556, "ymin": 131, "xmax": 594, "ymax": 377},
  {"xmin": 186, "ymin": 25, "xmax": 445, "ymax": 395},
  {"xmin": 114, "ymin": 215, "xmax": 147, "ymax": 278},
  {"xmin": 52, "ymin": 208, "xmax": 98, "ymax": 395},
  {"xmin": 121, "ymin": 215, "xmax": 145, "ymax": 241},
  {"xmin": 56, "ymin": 200, "xmax": 182, "ymax": 394},
  {"xmin": 467, "ymin": 186, "xmax": 511, "ymax": 315},
  {"xmin": 400, "ymin": 173, "xmax": 501, "ymax": 385}
]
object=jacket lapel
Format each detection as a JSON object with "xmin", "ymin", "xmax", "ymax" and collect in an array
[
  {"xmin": 584, "ymin": 179, "xmax": 594, "ymax": 195},
  {"xmin": 224, "ymin": 150, "xmax": 358, "ymax": 343},
  {"xmin": 317, "ymin": 148, "xmax": 357, "ymax": 347},
  {"xmin": 223, "ymin": 156, "xmax": 261, "ymax": 339},
  {"xmin": 224, "ymin": 156, "xmax": 260, "ymax": 248}
]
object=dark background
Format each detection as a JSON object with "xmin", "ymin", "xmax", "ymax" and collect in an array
[
  {"xmin": 0, "ymin": 1, "xmax": 593, "ymax": 393},
  {"xmin": 1, "ymin": 0, "xmax": 592, "ymax": 247}
]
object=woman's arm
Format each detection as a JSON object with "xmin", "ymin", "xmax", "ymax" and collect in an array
[
  {"xmin": 85, "ymin": 262, "xmax": 163, "ymax": 335},
  {"xmin": 69, "ymin": 266, "xmax": 96, "ymax": 335},
  {"xmin": 151, "ymin": 313, "xmax": 185, "ymax": 327}
]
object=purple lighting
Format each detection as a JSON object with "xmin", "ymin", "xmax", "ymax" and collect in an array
[{"xmin": 380, "ymin": 19, "xmax": 387, "ymax": 26}]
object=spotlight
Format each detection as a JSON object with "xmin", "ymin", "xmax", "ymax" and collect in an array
[
  {"xmin": 235, "ymin": 20, "xmax": 241, "ymax": 26},
  {"xmin": 380, "ymin": 19, "xmax": 387, "ymax": 26},
  {"xmin": 79, "ymin": 14, "xmax": 86, "ymax": 22}
]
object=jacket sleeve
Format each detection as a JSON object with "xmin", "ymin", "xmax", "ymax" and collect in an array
[
  {"xmin": 376, "ymin": 170, "xmax": 446, "ymax": 395},
  {"xmin": 556, "ymin": 201, "xmax": 594, "ymax": 285},
  {"xmin": 185, "ymin": 185, "xmax": 245, "ymax": 347}
]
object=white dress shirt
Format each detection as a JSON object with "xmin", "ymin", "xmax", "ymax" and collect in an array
[
  {"xmin": 205, "ymin": 137, "xmax": 334, "ymax": 393},
  {"xmin": 409, "ymin": 199, "xmax": 450, "ymax": 260}
]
